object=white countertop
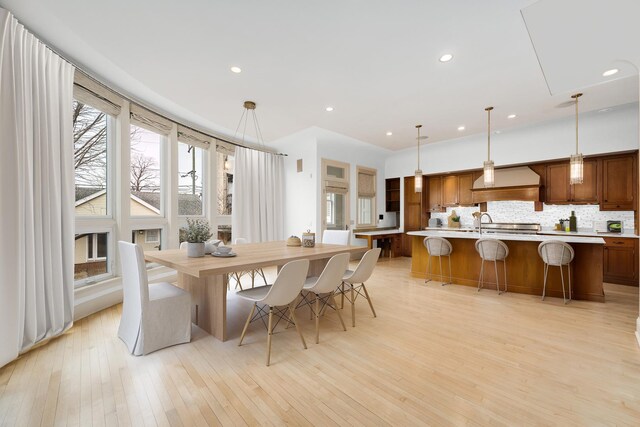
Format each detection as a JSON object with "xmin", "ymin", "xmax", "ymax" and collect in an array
[
  {"xmin": 408, "ymin": 230, "xmax": 605, "ymax": 244},
  {"xmin": 354, "ymin": 229, "xmax": 403, "ymax": 236},
  {"xmin": 422, "ymin": 226, "xmax": 638, "ymax": 239}
]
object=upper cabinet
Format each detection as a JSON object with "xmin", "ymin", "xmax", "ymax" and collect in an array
[
  {"xmin": 427, "ymin": 176, "xmax": 444, "ymax": 212},
  {"xmin": 545, "ymin": 159, "xmax": 598, "ymax": 204},
  {"xmin": 601, "ymin": 155, "xmax": 636, "ymax": 211},
  {"xmin": 441, "ymin": 173, "xmax": 475, "ymax": 207},
  {"xmin": 385, "ymin": 178, "xmax": 400, "ymax": 212},
  {"xmin": 442, "ymin": 175, "xmax": 459, "ymax": 206}
]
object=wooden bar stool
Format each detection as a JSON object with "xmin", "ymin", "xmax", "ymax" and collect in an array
[
  {"xmin": 423, "ymin": 237, "xmax": 453, "ymax": 285},
  {"xmin": 475, "ymin": 238, "xmax": 509, "ymax": 294},
  {"xmin": 538, "ymin": 240, "xmax": 575, "ymax": 304}
]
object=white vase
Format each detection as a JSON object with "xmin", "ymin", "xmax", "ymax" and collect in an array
[{"xmin": 187, "ymin": 242, "xmax": 205, "ymax": 258}]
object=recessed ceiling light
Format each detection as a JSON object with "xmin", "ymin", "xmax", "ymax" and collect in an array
[
  {"xmin": 599, "ymin": 108, "xmax": 612, "ymax": 113},
  {"xmin": 439, "ymin": 53, "xmax": 454, "ymax": 62},
  {"xmin": 457, "ymin": 126, "xmax": 465, "ymax": 131},
  {"xmin": 602, "ymin": 68, "xmax": 619, "ymax": 77},
  {"xmin": 386, "ymin": 131, "xmax": 393, "ymax": 136},
  {"xmin": 230, "ymin": 66, "xmax": 242, "ymax": 73},
  {"xmin": 494, "ymin": 130, "xmax": 501, "ymax": 134},
  {"xmin": 507, "ymin": 114, "xmax": 517, "ymax": 119},
  {"xmin": 325, "ymin": 106, "xmax": 334, "ymax": 112}
]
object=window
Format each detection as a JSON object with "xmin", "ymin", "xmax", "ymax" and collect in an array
[
  {"xmin": 178, "ymin": 142, "xmax": 204, "ymax": 216},
  {"xmin": 132, "ymin": 229, "xmax": 162, "ymax": 252},
  {"xmin": 130, "ymin": 125, "xmax": 162, "ymax": 217},
  {"xmin": 356, "ymin": 167, "xmax": 377, "ymax": 227},
  {"xmin": 74, "ymin": 232, "xmax": 109, "ymax": 281},
  {"xmin": 217, "ymin": 152, "xmax": 233, "ymax": 216},
  {"xmin": 73, "ymin": 100, "xmax": 114, "ymax": 286},
  {"xmin": 74, "ymin": 101, "xmax": 108, "ymax": 216}
]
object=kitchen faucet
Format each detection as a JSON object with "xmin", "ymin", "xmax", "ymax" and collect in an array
[{"xmin": 478, "ymin": 213, "xmax": 493, "ymax": 235}]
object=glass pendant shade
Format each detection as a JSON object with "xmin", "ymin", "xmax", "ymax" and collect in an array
[
  {"xmin": 414, "ymin": 169, "xmax": 423, "ymax": 192},
  {"xmin": 483, "ymin": 160, "xmax": 495, "ymax": 187},
  {"xmin": 570, "ymin": 153, "xmax": 584, "ymax": 185}
]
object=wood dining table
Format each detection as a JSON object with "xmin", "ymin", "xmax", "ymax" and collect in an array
[{"xmin": 144, "ymin": 241, "xmax": 367, "ymax": 341}]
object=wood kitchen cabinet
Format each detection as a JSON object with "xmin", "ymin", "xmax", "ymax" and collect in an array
[
  {"xmin": 458, "ymin": 173, "xmax": 475, "ymax": 205},
  {"xmin": 403, "ymin": 176, "xmax": 427, "ymax": 256},
  {"xmin": 603, "ymin": 237, "xmax": 638, "ymax": 286},
  {"xmin": 427, "ymin": 176, "xmax": 444, "ymax": 212},
  {"xmin": 601, "ymin": 155, "xmax": 636, "ymax": 211},
  {"xmin": 442, "ymin": 175, "xmax": 458, "ymax": 206},
  {"xmin": 545, "ymin": 160, "xmax": 598, "ymax": 204},
  {"xmin": 385, "ymin": 178, "xmax": 400, "ymax": 212}
]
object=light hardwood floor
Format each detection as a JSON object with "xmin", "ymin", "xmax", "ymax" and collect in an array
[{"xmin": 1, "ymin": 257, "xmax": 639, "ymax": 426}]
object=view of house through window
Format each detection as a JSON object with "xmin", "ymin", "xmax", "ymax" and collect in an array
[
  {"xmin": 130, "ymin": 125, "xmax": 162, "ymax": 217},
  {"xmin": 73, "ymin": 101, "xmax": 111, "ymax": 282},
  {"xmin": 357, "ymin": 167, "xmax": 377, "ymax": 227},
  {"xmin": 178, "ymin": 142, "xmax": 204, "ymax": 216}
]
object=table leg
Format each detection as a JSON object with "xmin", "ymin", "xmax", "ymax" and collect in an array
[{"xmin": 177, "ymin": 272, "xmax": 228, "ymax": 341}]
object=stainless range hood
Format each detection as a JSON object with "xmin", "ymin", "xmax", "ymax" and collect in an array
[{"xmin": 471, "ymin": 166, "xmax": 541, "ymax": 203}]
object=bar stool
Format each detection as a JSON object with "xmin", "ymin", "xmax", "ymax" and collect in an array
[
  {"xmin": 423, "ymin": 237, "xmax": 453, "ymax": 285},
  {"xmin": 475, "ymin": 238, "xmax": 509, "ymax": 294},
  {"xmin": 538, "ymin": 240, "xmax": 575, "ymax": 304}
]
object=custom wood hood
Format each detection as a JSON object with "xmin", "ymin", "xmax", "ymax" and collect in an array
[{"xmin": 471, "ymin": 166, "xmax": 541, "ymax": 203}]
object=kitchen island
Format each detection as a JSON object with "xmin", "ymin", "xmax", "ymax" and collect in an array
[{"xmin": 408, "ymin": 230, "xmax": 605, "ymax": 302}]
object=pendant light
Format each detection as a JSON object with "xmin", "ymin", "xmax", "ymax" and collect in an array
[
  {"xmin": 414, "ymin": 124, "xmax": 423, "ymax": 192},
  {"xmin": 483, "ymin": 106, "xmax": 495, "ymax": 187},
  {"xmin": 569, "ymin": 93, "xmax": 584, "ymax": 185},
  {"xmin": 234, "ymin": 100, "xmax": 265, "ymax": 145}
]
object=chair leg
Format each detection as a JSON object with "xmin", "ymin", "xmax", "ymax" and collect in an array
[
  {"xmin": 542, "ymin": 263, "xmax": 548, "ymax": 301},
  {"xmin": 425, "ymin": 255, "xmax": 432, "ymax": 283},
  {"xmin": 250, "ymin": 270, "xmax": 255, "ymax": 288},
  {"xmin": 361, "ymin": 284, "xmax": 377, "ymax": 318},
  {"xmin": 266, "ymin": 307, "xmax": 274, "ymax": 366},
  {"xmin": 560, "ymin": 264, "xmax": 567, "ymax": 304},
  {"xmin": 350, "ymin": 284, "xmax": 356, "ymax": 327},
  {"xmin": 478, "ymin": 261, "xmax": 484, "ymax": 292},
  {"xmin": 568, "ymin": 262, "xmax": 572, "ymax": 303},
  {"xmin": 289, "ymin": 303, "xmax": 307, "ymax": 349},
  {"xmin": 315, "ymin": 295, "xmax": 320, "ymax": 344},
  {"xmin": 331, "ymin": 294, "xmax": 347, "ymax": 331},
  {"xmin": 258, "ymin": 268, "xmax": 268, "ymax": 286},
  {"xmin": 340, "ymin": 282, "xmax": 345, "ymax": 309},
  {"xmin": 438, "ymin": 255, "xmax": 444, "ymax": 285},
  {"xmin": 448, "ymin": 255, "xmax": 452, "ymax": 285},
  {"xmin": 503, "ymin": 260, "xmax": 507, "ymax": 293},
  {"xmin": 238, "ymin": 303, "xmax": 256, "ymax": 346},
  {"xmin": 494, "ymin": 259, "xmax": 501, "ymax": 295}
]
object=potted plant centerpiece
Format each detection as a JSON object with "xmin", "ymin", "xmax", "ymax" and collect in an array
[{"xmin": 182, "ymin": 218, "xmax": 213, "ymax": 258}]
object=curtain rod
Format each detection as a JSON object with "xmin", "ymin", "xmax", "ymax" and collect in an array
[{"xmin": 11, "ymin": 9, "xmax": 287, "ymax": 157}]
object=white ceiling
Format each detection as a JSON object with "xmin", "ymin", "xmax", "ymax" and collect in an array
[{"xmin": 1, "ymin": 0, "xmax": 637, "ymax": 150}]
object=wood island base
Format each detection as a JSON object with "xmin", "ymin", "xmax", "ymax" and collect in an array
[{"xmin": 410, "ymin": 235, "xmax": 605, "ymax": 302}]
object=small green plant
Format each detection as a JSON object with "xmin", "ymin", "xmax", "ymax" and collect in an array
[
  {"xmin": 182, "ymin": 218, "xmax": 213, "ymax": 243},
  {"xmin": 452, "ymin": 216, "xmax": 461, "ymax": 222}
]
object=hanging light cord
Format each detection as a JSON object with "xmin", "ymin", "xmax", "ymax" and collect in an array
[
  {"xmin": 416, "ymin": 125, "xmax": 421, "ymax": 169},
  {"xmin": 485, "ymin": 107, "xmax": 493, "ymax": 161},
  {"xmin": 574, "ymin": 94, "xmax": 581, "ymax": 155}
]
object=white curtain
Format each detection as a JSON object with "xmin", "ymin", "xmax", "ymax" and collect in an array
[
  {"xmin": 232, "ymin": 147, "xmax": 285, "ymax": 242},
  {"xmin": 0, "ymin": 9, "xmax": 75, "ymax": 368}
]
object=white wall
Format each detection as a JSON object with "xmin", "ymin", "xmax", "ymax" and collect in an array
[
  {"xmin": 270, "ymin": 128, "xmax": 319, "ymax": 240},
  {"xmin": 271, "ymin": 127, "xmax": 391, "ymax": 245},
  {"xmin": 386, "ymin": 102, "xmax": 639, "ymax": 178}
]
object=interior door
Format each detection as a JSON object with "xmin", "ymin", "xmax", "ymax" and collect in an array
[{"xmin": 322, "ymin": 159, "xmax": 350, "ymax": 233}]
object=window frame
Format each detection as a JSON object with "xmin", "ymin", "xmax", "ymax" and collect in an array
[
  {"xmin": 356, "ymin": 165, "xmax": 377, "ymax": 228},
  {"xmin": 129, "ymin": 125, "xmax": 166, "ymax": 219},
  {"xmin": 177, "ymin": 142, "xmax": 206, "ymax": 218}
]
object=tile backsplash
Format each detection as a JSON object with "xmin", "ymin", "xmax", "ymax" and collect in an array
[{"xmin": 431, "ymin": 201, "xmax": 635, "ymax": 232}]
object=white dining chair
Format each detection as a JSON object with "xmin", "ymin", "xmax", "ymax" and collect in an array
[
  {"xmin": 538, "ymin": 240, "xmax": 575, "ymax": 304},
  {"xmin": 299, "ymin": 253, "xmax": 350, "ymax": 344},
  {"xmin": 230, "ymin": 237, "xmax": 267, "ymax": 290},
  {"xmin": 117, "ymin": 241, "xmax": 191, "ymax": 356},
  {"xmin": 237, "ymin": 259, "xmax": 310, "ymax": 366},
  {"xmin": 322, "ymin": 230, "xmax": 351, "ymax": 245},
  {"xmin": 339, "ymin": 248, "xmax": 381, "ymax": 327}
]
